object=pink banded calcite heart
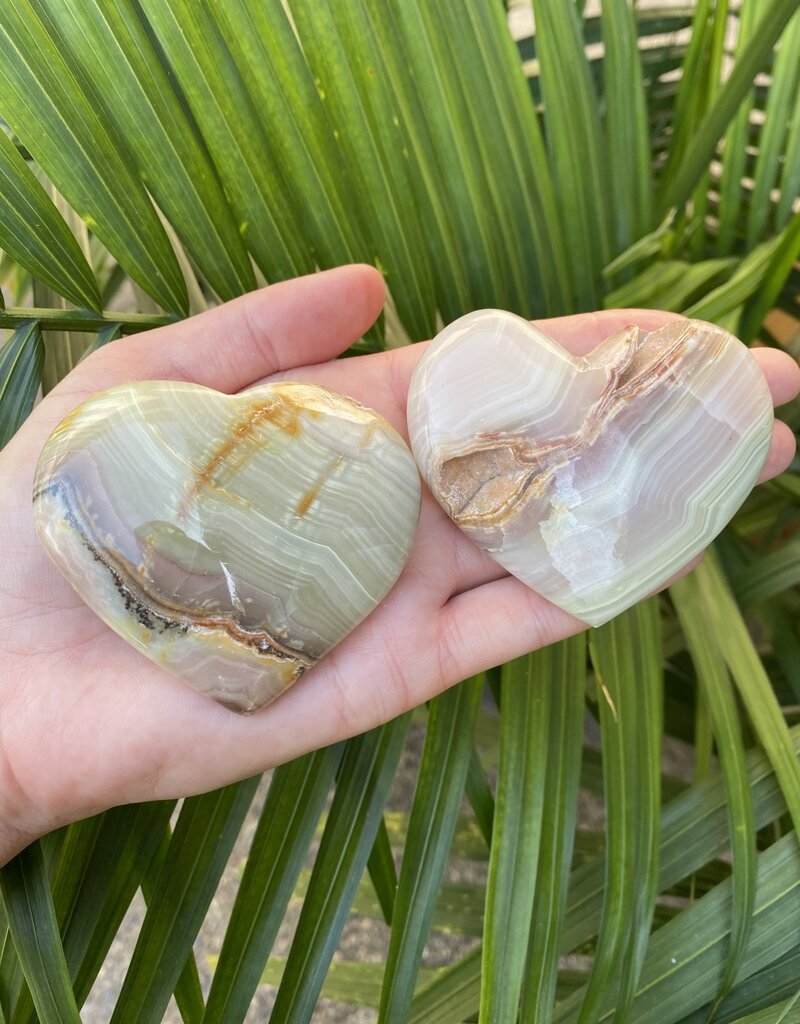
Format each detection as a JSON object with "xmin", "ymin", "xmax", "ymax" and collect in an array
[{"xmin": 407, "ymin": 311, "xmax": 773, "ymax": 626}]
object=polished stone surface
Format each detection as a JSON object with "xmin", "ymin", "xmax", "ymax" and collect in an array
[
  {"xmin": 34, "ymin": 381, "xmax": 421, "ymax": 712},
  {"xmin": 408, "ymin": 311, "xmax": 773, "ymax": 625}
]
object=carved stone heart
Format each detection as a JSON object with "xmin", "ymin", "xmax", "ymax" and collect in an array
[
  {"xmin": 407, "ymin": 311, "xmax": 773, "ymax": 625},
  {"xmin": 34, "ymin": 381, "xmax": 421, "ymax": 712}
]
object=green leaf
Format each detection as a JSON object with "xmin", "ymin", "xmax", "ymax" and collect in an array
[
  {"xmin": 602, "ymin": 207, "xmax": 678, "ymax": 282},
  {"xmin": 432, "ymin": 0, "xmax": 571, "ymax": 315},
  {"xmin": 738, "ymin": 212, "xmax": 800, "ymax": 344},
  {"xmin": 0, "ymin": 320, "xmax": 43, "ymax": 448},
  {"xmin": 555, "ymin": 832, "xmax": 800, "ymax": 1024},
  {"xmin": 140, "ymin": 826, "xmax": 204, "ymax": 1024},
  {"xmin": 279, "ymin": 0, "xmax": 438, "ymax": 338},
  {"xmin": 672, "ymin": 574, "xmax": 757, "ymax": 1001},
  {"xmin": 0, "ymin": 842, "xmax": 81, "ymax": 1024},
  {"xmin": 0, "ymin": 129, "xmax": 99, "ymax": 310},
  {"xmin": 80, "ymin": 321, "xmax": 122, "ymax": 361},
  {"xmin": 2, "ymin": 801, "xmax": 182, "ymax": 1024},
  {"xmin": 653, "ymin": 0, "xmax": 717, "ymax": 186},
  {"xmin": 603, "ymin": 256, "xmax": 737, "ymax": 311},
  {"xmin": 412, "ymin": 723, "xmax": 800, "ymax": 1024},
  {"xmin": 367, "ymin": 815, "xmax": 397, "ymax": 927},
  {"xmin": 0, "ymin": 306, "xmax": 171, "ymax": 335},
  {"xmin": 682, "ymin": 947, "xmax": 800, "ymax": 1023},
  {"xmin": 747, "ymin": 9, "xmax": 800, "ymax": 246},
  {"xmin": 464, "ymin": 745, "xmax": 495, "ymax": 848},
  {"xmin": 683, "ymin": 236, "xmax": 783, "ymax": 323},
  {"xmin": 732, "ymin": 534, "xmax": 800, "ymax": 606},
  {"xmin": 579, "ymin": 600, "xmax": 662, "ymax": 1023},
  {"xmin": 134, "ymin": 0, "xmax": 315, "ymax": 286},
  {"xmin": 729, "ymin": 994, "xmax": 800, "ymax": 1024},
  {"xmin": 532, "ymin": 0, "xmax": 611, "ymax": 307},
  {"xmin": 409, "ymin": 946, "xmax": 483, "ymax": 1024},
  {"xmin": 0, "ymin": 0, "xmax": 187, "ymax": 314},
  {"xmin": 378, "ymin": 677, "xmax": 482, "ymax": 1024},
  {"xmin": 380, "ymin": 810, "xmax": 490, "ymax": 864},
  {"xmin": 659, "ymin": 0, "xmax": 800, "ymax": 215},
  {"xmin": 270, "ymin": 718, "xmax": 410, "ymax": 1024},
  {"xmin": 206, "ymin": 0, "xmax": 371, "ymax": 274},
  {"xmin": 410, "ymin": 947, "xmax": 588, "ymax": 1024},
  {"xmin": 776, "ymin": 77, "xmax": 800, "ymax": 228},
  {"xmin": 110, "ymin": 779, "xmax": 259, "ymax": 1024},
  {"xmin": 381, "ymin": 0, "xmax": 568, "ymax": 317},
  {"xmin": 600, "ymin": 0, "xmax": 653, "ymax": 250},
  {"xmin": 520, "ymin": 636, "xmax": 587, "ymax": 1024},
  {"xmin": 717, "ymin": 1, "xmax": 764, "ymax": 254},
  {"xmin": 480, "ymin": 652, "xmax": 551, "ymax": 1023},
  {"xmin": 296, "ymin": 862, "xmax": 487, "ymax": 937},
  {"xmin": 693, "ymin": 549, "xmax": 800, "ymax": 834},
  {"xmin": 63, "ymin": 805, "xmax": 176, "ymax": 1009},
  {"xmin": 37, "ymin": 0, "xmax": 255, "ymax": 302},
  {"xmin": 203, "ymin": 746, "xmax": 343, "ymax": 1024}
]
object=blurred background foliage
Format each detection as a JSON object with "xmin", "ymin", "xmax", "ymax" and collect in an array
[{"xmin": 0, "ymin": 0, "xmax": 798, "ymax": 1022}]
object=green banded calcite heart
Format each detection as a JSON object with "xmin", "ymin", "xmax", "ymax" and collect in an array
[
  {"xmin": 408, "ymin": 312, "xmax": 773, "ymax": 626},
  {"xmin": 34, "ymin": 381, "xmax": 421, "ymax": 713}
]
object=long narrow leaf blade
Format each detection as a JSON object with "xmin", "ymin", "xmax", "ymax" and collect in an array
[
  {"xmin": 0, "ymin": 130, "xmax": 98, "ymax": 310},
  {"xmin": 270, "ymin": 718, "xmax": 410, "ymax": 1023},
  {"xmin": 521, "ymin": 635, "xmax": 586, "ymax": 1023},
  {"xmin": 110, "ymin": 778, "xmax": 259, "ymax": 1024},
  {"xmin": 601, "ymin": 0, "xmax": 653, "ymax": 250},
  {"xmin": 532, "ymin": 0, "xmax": 611, "ymax": 308},
  {"xmin": 0, "ymin": 842, "xmax": 81, "ymax": 1024},
  {"xmin": 672, "ymin": 574, "xmax": 757, "ymax": 1000},
  {"xmin": 135, "ymin": 0, "xmax": 314, "ymax": 285},
  {"xmin": 0, "ymin": 321, "xmax": 43, "ymax": 449},
  {"xmin": 140, "ymin": 826, "xmax": 205, "ymax": 1024},
  {"xmin": 40, "ymin": 0, "xmax": 255, "ymax": 301},
  {"xmin": 659, "ymin": 0, "xmax": 799, "ymax": 215},
  {"xmin": 747, "ymin": 9, "xmax": 800, "ymax": 246},
  {"xmin": 410, "ymin": 726, "xmax": 800, "ymax": 1024},
  {"xmin": 555, "ymin": 832, "xmax": 800, "ymax": 1024},
  {"xmin": 0, "ymin": 1, "xmax": 187, "ymax": 314},
  {"xmin": 202, "ymin": 746, "xmax": 343, "ymax": 1024},
  {"xmin": 578, "ymin": 600, "xmax": 663, "ymax": 1024},
  {"xmin": 694, "ymin": 549, "xmax": 800, "ymax": 833},
  {"xmin": 379, "ymin": 677, "xmax": 482, "ymax": 1023},
  {"xmin": 480, "ymin": 651, "xmax": 551, "ymax": 1023}
]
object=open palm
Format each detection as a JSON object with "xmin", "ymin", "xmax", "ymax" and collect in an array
[{"xmin": 1, "ymin": 264, "xmax": 798, "ymax": 859}]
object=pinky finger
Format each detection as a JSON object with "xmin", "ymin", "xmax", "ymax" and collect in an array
[{"xmin": 758, "ymin": 420, "xmax": 797, "ymax": 483}]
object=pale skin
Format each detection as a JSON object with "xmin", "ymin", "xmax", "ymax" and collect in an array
[{"xmin": 1, "ymin": 265, "xmax": 798, "ymax": 864}]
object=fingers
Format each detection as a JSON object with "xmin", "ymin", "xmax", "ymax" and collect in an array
[
  {"xmin": 758, "ymin": 420, "xmax": 797, "ymax": 482},
  {"xmin": 436, "ymin": 577, "xmax": 584, "ymax": 684},
  {"xmin": 7, "ymin": 264, "xmax": 385, "ymax": 466},
  {"xmin": 538, "ymin": 307, "xmax": 684, "ymax": 356},
  {"xmin": 77, "ymin": 264, "xmax": 385, "ymax": 395},
  {"xmin": 751, "ymin": 346, "xmax": 800, "ymax": 407}
]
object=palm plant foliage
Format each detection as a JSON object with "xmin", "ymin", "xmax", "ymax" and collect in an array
[{"xmin": 0, "ymin": 1, "xmax": 799, "ymax": 1021}]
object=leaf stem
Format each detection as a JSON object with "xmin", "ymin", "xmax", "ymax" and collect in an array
[{"xmin": 0, "ymin": 306, "xmax": 177, "ymax": 335}]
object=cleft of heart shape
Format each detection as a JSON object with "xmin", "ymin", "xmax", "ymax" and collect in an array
[
  {"xmin": 407, "ymin": 310, "xmax": 774, "ymax": 626},
  {"xmin": 33, "ymin": 380, "xmax": 421, "ymax": 713}
]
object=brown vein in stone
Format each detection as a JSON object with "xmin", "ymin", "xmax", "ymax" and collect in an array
[
  {"xmin": 295, "ymin": 454, "xmax": 345, "ymax": 518},
  {"xmin": 180, "ymin": 391, "xmax": 318, "ymax": 518},
  {"xmin": 437, "ymin": 322, "xmax": 701, "ymax": 529}
]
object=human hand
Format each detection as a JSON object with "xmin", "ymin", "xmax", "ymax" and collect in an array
[{"xmin": 1, "ymin": 264, "xmax": 798, "ymax": 861}]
